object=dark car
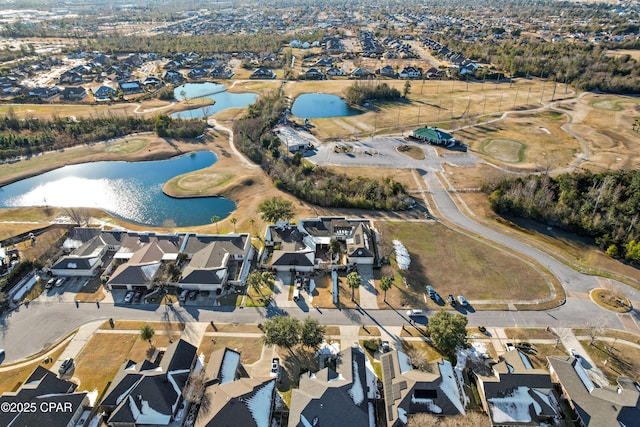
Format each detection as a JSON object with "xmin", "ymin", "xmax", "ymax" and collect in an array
[
  {"xmin": 426, "ymin": 286, "xmax": 436, "ymax": 299},
  {"xmin": 271, "ymin": 358, "xmax": 280, "ymax": 377},
  {"xmin": 133, "ymin": 291, "xmax": 143, "ymax": 303},
  {"xmin": 189, "ymin": 290, "xmax": 198, "ymax": 300},
  {"xmin": 59, "ymin": 358, "xmax": 74, "ymax": 375},
  {"xmin": 447, "ymin": 294, "xmax": 456, "ymax": 306}
]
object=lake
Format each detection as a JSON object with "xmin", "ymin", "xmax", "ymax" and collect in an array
[
  {"xmin": 0, "ymin": 151, "xmax": 236, "ymax": 227},
  {"xmin": 291, "ymin": 93, "xmax": 363, "ymax": 118},
  {"xmin": 172, "ymin": 82, "xmax": 258, "ymax": 119}
]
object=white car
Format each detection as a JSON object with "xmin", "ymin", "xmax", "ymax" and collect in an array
[
  {"xmin": 457, "ymin": 295, "xmax": 468, "ymax": 306},
  {"xmin": 569, "ymin": 348, "xmax": 581, "ymax": 359},
  {"xmin": 124, "ymin": 291, "xmax": 134, "ymax": 303},
  {"xmin": 406, "ymin": 309, "xmax": 424, "ymax": 317}
]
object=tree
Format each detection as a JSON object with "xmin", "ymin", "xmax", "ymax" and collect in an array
[
  {"xmin": 428, "ymin": 310, "xmax": 468, "ymax": 358},
  {"xmin": 249, "ymin": 218, "xmax": 256, "ymax": 235},
  {"xmin": 62, "ymin": 207, "xmax": 90, "ymax": 226},
  {"xmin": 211, "ymin": 215, "xmax": 220, "ymax": 233},
  {"xmin": 262, "ymin": 315, "xmax": 301, "ymax": 353},
  {"xmin": 346, "ymin": 271, "xmax": 361, "ymax": 302},
  {"xmin": 230, "ymin": 217, "xmax": 237, "ymax": 232},
  {"xmin": 379, "ymin": 276, "xmax": 393, "ymax": 302},
  {"xmin": 328, "ymin": 239, "xmax": 342, "ymax": 263},
  {"xmin": 256, "ymin": 196, "xmax": 295, "ymax": 223},
  {"xmin": 140, "ymin": 323, "xmax": 155, "ymax": 347},
  {"xmin": 300, "ymin": 317, "xmax": 325, "ymax": 349},
  {"xmin": 403, "ymin": 80, "xmax": 412, "ymax": 98},
  {"xmin": 183, "ymin": 371, "xmax": 211, "ymax": 416},
  {"xmin": 246, "ymin": 270, "xmax": 274, "ymax": 294}
]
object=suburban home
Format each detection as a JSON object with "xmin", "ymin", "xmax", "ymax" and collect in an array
[
  {"xmin": 142, "ymin": 77, "xmax": 163, "ymax": 88},
  {"xmin": 188, "ymin": 68, "xmax": 209, "ymax": 79},
  {"xmin": 0, "ymin": 366, "xmax": 89, "ymax": 427},
  {"xmin": 119, "ymin": 80, "xmax": 143, "ymax": 95},
  {"xmin": 163, "ymin": 69, "xmax": 184, "ymax": 83},
  {"xmin": 263, "ymin": 217, "xmax": 376, "ymax": 271},
  {"xmin": 326, "ymin": 66, "xmax": 346, "ymax": 77},
  {"xmin": 195, "ymin": 347, "xmax": 277, "ymax": 427},
  {"xmin": 350, "ymin": 67, "xmax": 372, "ymax": 79},
  {"xmin": 288, "ymin": 344, "xmax": 377, "ymax": 427},
  {"xmin": 93, "ymin": 85, "xmax": 117, "ymax": 101},
  {"xmin": 250, "ymin": 67, "xmax": 276, "ymax": 79},
  {"xmin": 59, "ymin": 86, "xmax": 87, "ymax": 101},
  {"xmin": 302, "ymin": 68, "xmax": 325, "ymax": 80},
  {"xmin": 23, "ymin": 86, "xmax": 60, "ymax": 100},
  {"xmin": 58, "ymin": 70, "xmax": 83, "ymax": 85},
  {"xmin": 398, "ymin": 66, "xmax": 422, "ymax": 79},
  {"xmin": 548, "ymin": 355, "xmax": 640, "ymax": 427},
  {"xmin": 475, "ymin": 350, "xmax": 561, "ymax": 426},
  {"xmin": 380, "ymin": 350, "xmax": 466, "ymax": 426},
  {"xmin": 210, "ymin": 66, "xmax": 234, "ymax": 79},
  {"xmin": 100, "ymin": 339, "xmax": 197, "ymax": 427},
  {"xmin": 377, "ymin": 65, "xmax": 397, "ymax": 78}
]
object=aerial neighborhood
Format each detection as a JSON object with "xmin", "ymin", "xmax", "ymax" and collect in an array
[{"xmin": 0, "ymin": 0, "xmax": 639, "ymax": 427}]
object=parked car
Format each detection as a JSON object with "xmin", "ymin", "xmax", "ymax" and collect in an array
[
  {"xmin": 271, "ymin": 358, "xmax": 280, "ymax": 377},
  {"xmin": 59, "ymin": 358, "xmax": 74, "ymax": 375},
  {"xmin": 124, "ymin": 291, "xmax": 134, "ymax": 303},
  {"xmin": 406, "ymin": 309, "xmax": 424, "ymax": 317},
  {"xmin": 45, "ymin": 278, "xmax": 56, "ymax": 289},
  {"xmin": 189, "ymin": 290, "xmax": 198, "ymax": 300},
  {"xmin": 0, "ymin": 349, "xmax": 5, "ymax": 361},
  {"xmin": 55, "ymin": 278, "xmax": 64, "ymax": 287},
  {"xmin": 569, "ymin": 348, "xmax": 581, "ymax": 359},
  {"xmin": 179, "ymin": 289, "xmax": 189, "ymax": 302},
  {"xmin": 426, "ymin": 285, "xmax": 436, "ymax": 299},
  {"xmin": 505, "ymin": 342, "xmax": 516, "ymax": 352},
  {"xmin": 457, "ymin": 295, "xmax": 468, "ymax": 306},
  {"xmin": 133, "ymin": 291, "xmax": 143, "ymax": 303},
  {"xmin": 381, "ymin": 341, "xmax": 391, "ymax": 353},
  {"xmin": 447, "ymin": 294, "xmax": 456, "ymax": 306}
]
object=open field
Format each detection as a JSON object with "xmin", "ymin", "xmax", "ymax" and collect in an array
[{"xmin": 374, "ymin": 221, "xmax": 552, "ymax": 308}]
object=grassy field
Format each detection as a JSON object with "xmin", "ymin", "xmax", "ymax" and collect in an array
[
  {"xmin": 198, "ymin": 336, "xmax": 263, "ymax": 365},
  {"xmin": 581, "ymin": 340, "xmax": 640, "ymax": 383},
  {"xmin": 374, "ymin": 221, "xmax": 552, "ymax": 309}
]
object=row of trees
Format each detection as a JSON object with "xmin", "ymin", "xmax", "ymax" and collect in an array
[
  {"xmin": 344, "ymin": 82, "xmax": 402, "ymax": 106},
  {"xmin": 0, "ymin": 114, "xmax": 205, "ymax": 160},
  {"xmin": 234, "ymin": 92, "xmax": 411, "ymax": 211},
  {"xmin": 261, "ymin": 315, "xmax": 326, "ymax": 353},
  {"xmin": 486, "ymin": 170, "xmax": 640, "ymax": 263}
]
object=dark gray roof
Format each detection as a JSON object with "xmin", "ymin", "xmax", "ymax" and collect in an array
[
  {"xmin": 51, "ymin": 255, "xmax": 95, "ymax": 271},
  {"xmin": 161, "ymin": 339, "xmax": 197, "ymax": 372},
  {"xmin": 101, "ymin": 372, "xmax": 143, "ymax": 408},
  {"xmin": 272, "ymin": 251, "xmax": 314, "ymax": 267},
  {"xmin": 181, "ymin": 233, "xmax": 249, "ymax": 256},
  {"xmin": 548, "ymin": 356, "xmax": 640, "ymax": 427},
  {"xmin": 289, "ymin": 346, "xmax": 369, "ymax": 427}
]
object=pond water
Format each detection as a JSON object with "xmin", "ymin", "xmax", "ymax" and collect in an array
[
  {"xmin": 291, "ymin": 93, "xmax": 363, "ymax": 118},
  {"xmin": 172, "ymin": 82, "xmax": 258, "ymax": 119},
  {"xmin": 0, "ymin": 151, "xmax": 236, "ymax": 227}
]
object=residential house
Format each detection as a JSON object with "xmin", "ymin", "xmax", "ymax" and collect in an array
[
  {"xmin": 250, "ymin": 68, "xmax": 276, "ymax": 79},
  {"xmin": 326, "ymin": 66, "xmax": 346, "ymax": 77},
  {"xmin": 288, "ymin": 344, "xmax": 376, "ymax": 427},
  {"xmin": 398, "ymin": 67, "xmax": 422, "ymax": 79},
  {"xmin": 313, "ymin": 57, "xmax": 335, "ymax": 68},
  {"xmin": 142, "ymin": 76, "xmax": 163, "ymax": 88},
  {"xmin": 163, "ymin": 69, "xmax": 184, "ymax": 83},
  {"xmin": 188, "ymin": 68, "xmax": 209, "ymax": 79},
  {"xmin": 380, "ymin": 351, "xmax": 466, "ymax": 426},
  {"xmin": 377, "ymin": 65, "xmax": 397, "ymax": 78},
  {"xmin": 23, "ymin": 86, "xmax": 60, "ymax": 100},
  {"xmin": 350, "ymin": 67, "xmax": 372, "ymax": 79},
  {"xmin": 0, "ymin": 366, "xmax": 89, "ymax": 427},
  {"xmin": 210, "ymin": 66, "xmax": 233, "ymax": 79},
  {"xmin": 548, "ymin": 355, "xmax": 640, "ymax": 427},
  {"xmin": 93, "ymin": 85, "xmax": 117, "ymax": 101},
  {"xmin": 100, "ymin": 339, "xmax": 197, "ymax": 427},
  {"xmin": 58, "ymin": 70, "xmax": 83, "ymax": 85},
  {"xmin": 475, "ymin": 350, "xmax": 560, "ymax": 426},
  {"xmin": 302, "ymin": 68, "xmax": 325, "ymax": 80},
  {"xmin": 119, "ymin": 80, "xmax": 143, "ymax": 95},
  {"xmin": 195, "ymin": 347, "xmax": 277, "ymax": 427},
  {"xmin": 59, "ymin": 86, "xmax": 87, "ymax": 101}
]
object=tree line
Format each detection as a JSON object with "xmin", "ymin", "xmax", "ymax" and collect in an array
[
  {"xmin": 233, "ymin": 91, "xmax": 410, "ymax": 210},
  {"xmin": 485, "ymin": 170, "xmax": 640, "ymax": 264},
  {"xmin": 344, "ymin": 82, "xmax": 402, "ymax": 106},
  {"xmin": 0, "ymin": 113, "xmax": 205, "ymax": 160}
]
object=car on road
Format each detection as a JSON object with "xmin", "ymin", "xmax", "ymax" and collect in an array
[
  {"xmin": 133, "ymin": 291, "xmax": 143, "ymax": 303},
  {"xmin": 447, "ymin": 294, "xmax": 456, "ymax": 306},
  {"xmin": 271, "ymin": 358, "xmax": 280, "ymax": 377},
  {"xmin": 457, "ymin": 295, "xmax": 468, "ymax": 306},
  {"xmin": 406, "ymin": 309, "xmax": 424, "ymax": 317},
  {"xmin": 0, "ymin": 349, "xmax": 5, "ymax": 361},
  {"xmin": 426, "ymin": 286, "xmax": 436, "ymax": 299},
  {"xmin": 124, "ymin": 291, "xmax": 134, "ymax": 303},
  {"xmin": 59, "ymin": 357, "xmax": 74, "ymax": 375}
]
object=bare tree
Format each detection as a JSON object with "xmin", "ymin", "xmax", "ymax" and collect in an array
[
  {"xmin": 63, "ymin": 207, "xmax": 90, "ymax": 226},
  {"xmin": 184, "ymin": 370, "xmax": 211, "ymax": 417},
  {"xmin": 587, "ymin": 319, "xmax": 605, "ymax": 345}
]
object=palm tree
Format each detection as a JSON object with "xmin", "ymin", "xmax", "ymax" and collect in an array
[
  {"xmin": 249, "ymin": 218, "xmax": 256, "ymax": 236},
  {"xmin": 211, "ymin": 215, "xmax": 220, "ymax": 233},
  {"xmin": 230, "ymin": 217, "xmax": 237, "ymax": 232},
  {"xmin": 346, "ymin": 271, "xmax": 361, "ymax": 302},
  {"xmin": 140, "ymin": 323, "xmax": 155, "ymax": 347},
  {"xmin": 380, "ymin": 276, "xmax": 393, "ymax": 303}
]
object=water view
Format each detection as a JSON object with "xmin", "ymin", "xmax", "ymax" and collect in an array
[
  {"xmin": 0, "ymin": 152, "xmax": 236, "ymax": 227},
  {"xmin": 291, "ymin": 93, "xmax": 363, "ymax": 118},
  {"xmin": 172, "ymin": 82, "xmax": 258, "ymax": 119}
]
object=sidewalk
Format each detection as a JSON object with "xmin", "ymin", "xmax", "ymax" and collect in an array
[
  {"xmin": 552, "ymin": 327, "xmax": 609, "ymax": 387},
  {"xmin": 52, "ymin": 319, "xmax": 104, "ymax": 374}
]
